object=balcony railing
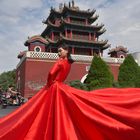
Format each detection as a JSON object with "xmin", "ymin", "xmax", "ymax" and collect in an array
[
  {"xmin": 72, "ymin": 34, "xmax": 89, "ymax": 40},
  {"xmin": 71, "ymin": 20, "xmax": 85, "ymax": 25}
]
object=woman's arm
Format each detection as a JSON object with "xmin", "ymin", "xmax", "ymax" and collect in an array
[{"xmin": 46, "ymin": 60, "xmax": 61, "ymax": 87}]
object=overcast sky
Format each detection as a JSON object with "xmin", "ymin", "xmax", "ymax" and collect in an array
[{"xmin": 0, "ymin": 0, "xmax": 140, "ymax": 73}]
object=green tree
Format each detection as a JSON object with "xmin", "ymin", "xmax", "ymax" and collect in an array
[
  {"xmin": 85, "ymin": 55, "xmax": 113, "ymax": 90},
  {"xmin": 118, "ymin": 55, "xmax": 139, "ymax": 87},
  {"xmin": 135, "ymin": 66, "xmax": 140, "ymax": 87},
  {"xmin": 69, "ymin": 80, "xmax": 88, "ymax": 90},
  {"xmin": 0, "ymin": 69, "xmax": 16, "ymax": 91}
]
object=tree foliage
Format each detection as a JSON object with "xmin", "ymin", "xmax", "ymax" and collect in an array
[
  {"xmin": 0, "ymin": 69, "xmax": 16, "ymax": 91},
  {"xmin": 69, "ymin": 80, "xmax": 88, "ymax": 90},
  {"xmin": 118, "ymin": 55, "xmax": 140, "ymax": 87},
  {"xmin": 135, "ymin": 66, "xmax": 140, "ymax": 87},
  {"xmin": 85, "ymin": 55, "xmax": 113, "ymax": 90}
]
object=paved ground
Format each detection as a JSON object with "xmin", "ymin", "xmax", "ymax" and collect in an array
[{"xmin": 0, "ymin": 105, "xmax": 18, "ymax": 118}]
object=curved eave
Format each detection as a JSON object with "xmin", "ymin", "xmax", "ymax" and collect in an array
[
  {"xmin": 41, "ymin": 21, "xmax": 60, "ymax": 36},
  {"xmin": 88, "ymin": 15, "xmax": 99, "ymax": 24},
  {"xmin": 59, "ymin": 36, "xmax": 108, "ymax": 46},
  {"xmin": 108, "ymin": 50, "xmax": 128, "ymax": 54},
  {"xmin": 47, "ymin": 20, "xmax": 60, "ymax": 28},
  {"xmin": 61, "ymin": 19, "xmax": 104, "ymax": 30},
  {"xmin": 47, "ymin": 37, "xmax": 108, "ymax": 49},
  {"xmin": 42, "ymin": 20, "xmax": 104, "ymax": 36},
  {"xmin": 108, "ymin": 46, "xmax": 129, "ymax": 54},
  {"xmin": 24, "ymin": 36, "xmax": 48, "ymax": 46},
  {"xmin": 41, "ymin": 28, "xmax": 49, "ymax": 37},
  {"xmin": 50, "ymin": 8, "xmax": 62, "ymax": 15},
  {"xmin": 44, "ymin": 6, "xmax": 95, "ymax": 24},
  {"xmin": 47, "ymin": 38, "xmax": 57, "ymax": 43},
  {"xmin": 63, "ymin": 6, "xmax": 96, "ymax": 17},
  {"xmin": 96, "ymin": 28, "xmax": 106, "ymax": 36},
  {"xmin": 45, "ymin": 8, "xmax": 62, "ymax": 23},
  {"xmin": 46, "ymin": 38, "xmax": 58, "ymax": 47},
  {"xmin": 102, "ymin": 44, "xmax": 110, "ymax": 50},
  {"xmin": 17, "ymin": 51, "xmax": 27, "ymax": 59}
]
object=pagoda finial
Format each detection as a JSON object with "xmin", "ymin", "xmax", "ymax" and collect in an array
[
  {"xmin": 69, "ymin": 2, "xmax": 71, "ymax": 8},
  {"xmin": 64, "ymin": 3, "xmax": 66, "ymax": 7},
  {"xmin": 72, "ymin": 0, "xmax": 75, "ymax": 7},
  {"xmin": 59, "ymin": 3, "xmax": 63, "ymax": 11}
]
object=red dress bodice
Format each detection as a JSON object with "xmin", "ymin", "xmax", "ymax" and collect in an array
[{"xmin": 47, "ymin": 58, "xmax": 71, "ymax": 87}]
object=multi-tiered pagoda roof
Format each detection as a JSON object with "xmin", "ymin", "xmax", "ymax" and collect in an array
[{"xmin": 25, "ymin": 0, "xmax": 110, "ymax": 56}]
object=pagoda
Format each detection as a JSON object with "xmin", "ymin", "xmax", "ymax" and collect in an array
[
  {"xmin": 40, "ymin": 0, "xmax": 109, "ymax": 56},
  {"xmin": 16, "ymin": 1, "xmax": 124, "ymax": 98}
]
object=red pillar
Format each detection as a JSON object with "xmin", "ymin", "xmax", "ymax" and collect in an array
[
  {"xmin": 72, "ymin": 47, "xmax": 75, "ymax": 54},
  {"xmin": 89, "ymin": 32, "xmax": 91, "ymax": 41},
  {"xmin": 93, "ymin": 32, "xmax": 96, "ymax": 41},
  {"xmin": 70, "ymin": 30, "xmax": 72, "ymax": 39},
  {"xmin": 68, "ymin": 17, "xmax": 70, "ymax": 23},
  {"xmin": 65, "ymin": 29, "xmax": 68, "ymax": 38},
  {"xmin": 85, "ymin": 19, "xmax": 88, "ymax": 25},
  {"xmin": 50, "ymin": 48, "xmax": 52, "ymax": 53}
]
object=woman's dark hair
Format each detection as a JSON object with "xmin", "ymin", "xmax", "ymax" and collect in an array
[
  {"xmin": 59, "ymin": 46, "xmax": 74, "ymax": 64},
  {"xmin": 67, "ymin": 52, "xmax": 74, "ymax": 64}
]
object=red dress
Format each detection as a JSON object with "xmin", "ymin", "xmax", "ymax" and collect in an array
[{"xmin": 0, "ymin": 58, "xmax": 140, "ymax": 140}]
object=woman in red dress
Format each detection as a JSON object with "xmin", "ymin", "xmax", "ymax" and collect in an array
[{"xmin": 0, "ymin": 46, "xmax": 140, "ymax": 140}]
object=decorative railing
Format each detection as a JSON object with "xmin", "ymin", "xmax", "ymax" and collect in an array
[
  {"xmin": 72, "ymin": 34, "xmax": 89, "ymax": 40},
  {"xmin": 17, "ymin": 51, "xmax": 124, "ymax": 68},
  {"xmin": 26, "ymin": 51, "xmax": 59, "ymax": 59},
  {"xmin": 71, "ymin": 20, "xmax": 85, "ymax": 25}
]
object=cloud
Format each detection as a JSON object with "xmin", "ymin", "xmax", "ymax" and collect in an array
[
  {"xmin": 90, "ymin": 0, "xmax": 140, "ymax": 55},
  {"xmin": 0, "ymin": 0, "xmax": 140, "ymax": 73},
  {"xmin": 0, "ymin": 0, "xmax": 45, "ymax": 73}
]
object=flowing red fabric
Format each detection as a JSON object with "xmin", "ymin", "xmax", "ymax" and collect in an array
[{"xmin": 0, "ymin": 58, "xmax": 140, "ymax": 140}]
